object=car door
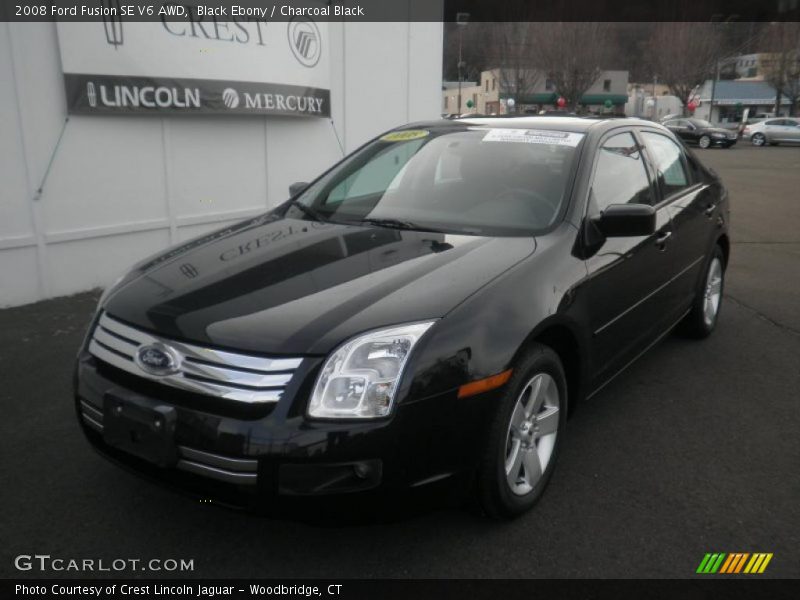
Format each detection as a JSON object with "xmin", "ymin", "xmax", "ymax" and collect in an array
[
  {"xmin": 682, "ymin": 120, "xmax": 701, "ymax": 143},
  {"xmin": 780, "ymin": 118, "xmax": 800, "ymax": 142},
  {"xmin": 639, "ymin": 130, "xmax": 718, "ymax": 313},
  {"xmin": 665, "ymin": 119, "xmax": 690, "ymax": 142},
  {"xmin": 763, "ymin": 119, "xmax": 782, "ymax": 142},
  {"xmin": 582, "ymin": 130, "xmax": 680, "ymax": 389}
]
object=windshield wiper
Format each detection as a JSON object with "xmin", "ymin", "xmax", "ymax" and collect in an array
[
  {"xmin": 287, "ymin": 199, "xmax": 328, "ymax": 222},
  {"xmin": 359, "ymin": 217, "xmax": 444, "ymax": 233}
]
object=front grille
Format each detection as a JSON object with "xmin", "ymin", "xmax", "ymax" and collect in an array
[{"xmin": 88, "ymin": 312, "xmax": 303, "ymax": 404}]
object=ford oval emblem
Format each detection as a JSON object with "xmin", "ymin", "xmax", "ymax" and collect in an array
[{"xmin": 135, "ymin": 343, "xmax": 180, "ymax": 376}]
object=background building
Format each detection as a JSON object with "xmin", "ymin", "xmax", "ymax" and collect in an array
[
  {"xmin": 443, "ymin": 68, "xmax": 628, "ymax": 116},
  {"xmin": 693, "ymin": 79, "xmax": 794, "ymax": 124},
  {"xmin": 441, "ymin": 80, "xmax": 478, "ymax": 115},
  {"xmin": 1, "ymin": 16, "xmax": 443, "ymax": 308}
]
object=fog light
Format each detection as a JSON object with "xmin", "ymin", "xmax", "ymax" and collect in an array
[{"xmin": 353, "ymin": 462, "xmax": 372, "ymax": 479}]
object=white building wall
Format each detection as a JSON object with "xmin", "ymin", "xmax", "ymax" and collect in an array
[{"xmin": 0, "ymin": 16, "xmax": 443, "ymax": 307}]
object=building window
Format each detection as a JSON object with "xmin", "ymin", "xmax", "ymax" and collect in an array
[
  {"xmin": 492, "ymin": 78, "xmax": 496, "ymax": 91},
  {"xmin": 444, "ymin": 96, "xmax": 448, "ymax": 110},
  {"xmin": 485, "ymin": 79, "xmax": 488, "ymax": 92},
  {"xmin": 472, "ymin": 93, "xmax": 477, "ymax": 106},
  {"xmin": 603, "ymin": 79, "xmax": 611, "ymax": 92}
]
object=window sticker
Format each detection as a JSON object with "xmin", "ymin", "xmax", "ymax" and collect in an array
[
  {"xmin": 482, "ymin": 128, "xmax": 584, "ymax": 147},
  {"xmin": 380, "ymin": 130, "xmax": 430, "ymax": 142}
]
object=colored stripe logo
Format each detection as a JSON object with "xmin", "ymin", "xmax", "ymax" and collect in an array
[{"xmin": 697, "ymin": 553, "xmax": 773, "ymax": 574}]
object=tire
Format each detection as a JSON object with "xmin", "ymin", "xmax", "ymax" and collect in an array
[
  {"xmin": 698, "ymin": 135, "xmax": 711, "ymax": 149},
  {"xmin": 752, "ymin": 133, "xmax": 766, "ymax": 146},
  {"xmin": 678, "ymin": 245, "xmax": 725, "ymax": 339},
  {"xmin": 477, "ymin": 344, "xmax": 567, "ymax": 519}
]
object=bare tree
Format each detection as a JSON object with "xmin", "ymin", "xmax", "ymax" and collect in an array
[
  {"xmin": 442, "ymin": 21, "xmax": 492, "ymax": 83},
  {"xmin": 761, "ymin": 22, "xmax": 800, "ymax": 117},
  {"xmin": 488, "ymin": 22, "xmax": 543, "ymax": 112},
  {"xmin": 647, "ymin": 23, "xmax": 723, "ymax": 115},
  {"xmin": 536, "ymin": 22, "xmax": 612, "ymax": 112}
]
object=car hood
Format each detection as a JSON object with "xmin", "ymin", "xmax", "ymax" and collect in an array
[{"xmin": 104, "ymin": 214, "xmax": 536, "ymax": 355}]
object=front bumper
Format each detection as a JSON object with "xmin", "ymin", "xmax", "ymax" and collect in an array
[
  {"xmin": 74, "ymin": 349, "xmax": 493, "ymax": 510},
  {"xmin": 712, "ymin": 136, "xmax": 737, "ymax": 146}
]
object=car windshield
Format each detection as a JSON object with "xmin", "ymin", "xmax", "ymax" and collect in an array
[
  {"xmin": 286, "ymin": 126, "xmax": 583, "ymax": 236},
  {"xmin": 689, "ymin": 118, "xmax": 713, "ymax": 128}
]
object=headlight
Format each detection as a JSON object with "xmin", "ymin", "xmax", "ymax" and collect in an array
[{"xmin": 308, "ymin": 321, "xmax": 436, "ymax": 419}]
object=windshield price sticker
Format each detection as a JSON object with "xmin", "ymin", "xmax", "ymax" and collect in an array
[
  {"xmin": 380, "ymin": 130, "xmax": 430, "ymax": 142},
  {"xmin": 482, "ymin": 128, "xmax": 584, "ymax": 147}
]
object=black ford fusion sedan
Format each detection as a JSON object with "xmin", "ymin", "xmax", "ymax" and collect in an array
[
  {"xmin": 75, "ymin": 117, "xmax": 729, "ymax": 518},
  {"xmin": 663, "ymin": 117, "xmax": 738, "ymax": 149}
]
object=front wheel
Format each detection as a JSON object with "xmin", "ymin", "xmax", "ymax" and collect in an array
[
  {"xmin": 752, "ymin": 133, "xmax": 766, "ymax": 146},
  {"xmin": 477, "ymin": 345, "xmax": 567, "ymax": 519},
  {"xmin": 678, "ymin": 245, "xmax": 725, "ymax": 338},
  {"xmin": 698, "ymin": 135, "xmax": 711, "ymax": 149}
]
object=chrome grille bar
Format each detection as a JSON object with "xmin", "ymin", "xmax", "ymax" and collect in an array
[{"xmin": 88, "ymin": 312, "xmax": 302, "ymax": 404}]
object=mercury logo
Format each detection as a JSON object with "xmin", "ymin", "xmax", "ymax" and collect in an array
[
  {"xmin": 222, "ymin": 88, "xmax": 240, "ymax": 109},
  {"xmin": 287, "ymin": 18, "xmax": 321, "ymax": 68},
  {"xmin": 86, "ymin": 82, "xmax": 98, "ymax": 107}
]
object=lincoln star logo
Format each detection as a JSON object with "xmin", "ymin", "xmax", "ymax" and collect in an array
[
  {"xmin": 86, "ymin": 82, "xmax": 98, "ymax": 108},
  {"xmin": 135, "ymin": 344, "xmax": 180, "ymax": 376},
  {"xmin": 287, "ymin": 18, "xmax": 321, "ymax": 68},
  {"xmin": 102, "ymin": 0, "xmax": 124, "ymax": 48},
  {"xmin": 179, "ymin": 263, "xmax": 199, "ymax": 278}
]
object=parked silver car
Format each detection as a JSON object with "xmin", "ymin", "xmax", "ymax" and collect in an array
[{"xmin": 743, "ymin": 118, "xmax": 800, "ymax": 146}]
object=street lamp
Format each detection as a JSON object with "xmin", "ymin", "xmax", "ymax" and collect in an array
[{"xmin": 456, "ymin": 12, "xmax": 469, "ymax": 115}]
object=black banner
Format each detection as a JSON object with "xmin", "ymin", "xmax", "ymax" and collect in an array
[
  {"xmin": 63, "ymin": 73, "xmax": 331, "ymax": 117},
  {"xmin": 3, "ymin": 0, "xmax": 799, "ymax": 22},
  {"xmin": 4, "ymin": 579, "xmax": 799, "ymax": 600}
]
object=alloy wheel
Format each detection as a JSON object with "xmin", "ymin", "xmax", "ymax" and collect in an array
[
  {"xmin": 699, "ymin": 136, "xmax": 711, "ymax": 149},
  {"xmin": 703, "ymin": 257, "xmax": 723, "ymax": 327},
  {"xmin": 752, "ymin": 134, "xmax": 765, "ymax": 146},
  {"xmin": 504, "ymin": 373, "xmax": 560, "ymax": 496}
]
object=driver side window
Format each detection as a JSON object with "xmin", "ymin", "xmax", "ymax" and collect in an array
[{"xmin": 591, "ymin": 132, "xmax": 653, "ymax": 214}]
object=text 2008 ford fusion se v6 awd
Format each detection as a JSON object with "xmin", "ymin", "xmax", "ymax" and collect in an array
[{"xmin": 75, "ymin": 117, "xmax": 729, "ymax": 518}]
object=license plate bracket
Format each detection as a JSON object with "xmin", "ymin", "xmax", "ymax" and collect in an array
[{"xmin": 103, "ymin": 393, "xmax": 178, "ymax": 468}]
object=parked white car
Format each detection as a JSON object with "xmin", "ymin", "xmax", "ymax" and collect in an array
[{"xmin": 742, "ymin": 118, "xmax": 800, "ymax": 146}]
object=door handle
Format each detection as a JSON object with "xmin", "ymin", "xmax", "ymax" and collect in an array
[
  {"xmin": 704, "ymin": 204, "xmax": 717, "ymax": 217},
  {"xmin": 654, "ymin": 230, "xmax": 672, "ymax": 249}
]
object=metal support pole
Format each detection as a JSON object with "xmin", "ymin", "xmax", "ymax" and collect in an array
[{"xmin": 709, "ymin": 61, "xmax": 720, "ymax": 124}]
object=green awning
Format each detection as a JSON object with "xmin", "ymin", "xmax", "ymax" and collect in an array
[
  {"xmin": 579, "ymin": 94, "xmax": 628, "ymax": 105},
  {"xmin": 501, "ymin": 92, "xmax": 558, "ymax": 103}
]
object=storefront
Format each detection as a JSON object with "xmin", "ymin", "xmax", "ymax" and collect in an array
[
  {"xmin": 1, "ymin": 16, "xmax": 443, "ymax": 307},
  {"xmin": 694, "ymin": 80, "xmax": 794, "ymax": 125}
]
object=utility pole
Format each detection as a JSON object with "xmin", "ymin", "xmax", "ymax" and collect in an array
[
  {"xmin": 456, "ymin": 13, "xmax": 469, "ymax": 115},
  {"xmin": 653, "ymin": 75, "xmax": 658, "ymax": 120},
  {"xmin": 709, "ymin": 60, "xmax": 720, "ymax": 123}
]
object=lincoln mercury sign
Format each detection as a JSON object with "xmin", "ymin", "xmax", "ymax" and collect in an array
[{"xmin": 56, "ymin": 16, "xmax": 330, "ymax": 117}]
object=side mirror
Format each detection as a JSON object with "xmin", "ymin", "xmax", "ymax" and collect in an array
[
  {"xmin": 289, "ymin": 181, "xmax": 309, "ymax": 197},
  {"xmin": 594, "ymin": 204, "xmax": 656, "ymax": 237}
]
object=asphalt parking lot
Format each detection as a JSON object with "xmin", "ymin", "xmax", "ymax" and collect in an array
[{"xmin": 1, "ymin": 144, "xmax": 798, "ymax": 580}]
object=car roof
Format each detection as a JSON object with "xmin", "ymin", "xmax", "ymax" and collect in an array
[{"xmin": 399, "ymin": 116, "xmax": 662, "ymax": 135}]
